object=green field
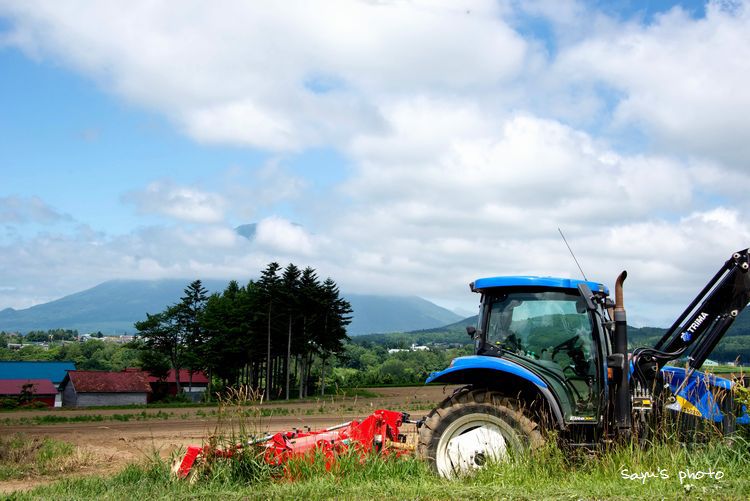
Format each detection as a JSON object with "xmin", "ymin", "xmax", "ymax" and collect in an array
[{"xmin": 6, "ymin": 432, "xmax": 750, "ymax": 500}]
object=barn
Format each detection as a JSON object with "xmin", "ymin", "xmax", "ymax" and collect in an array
[
  {"xmin": 61, "ymin": 370, "xmax": 151, "ymax": 407},
  {"xmin": 0, "ymin": 361, "xmax": 76, "ymax": 407},
  {"xmin": 0, "ymin": 379, "xmax": 58, "ymax": 408},
  {"xmin": 147, "ymin": 369, "xmax": 209, "ymax": 402}
]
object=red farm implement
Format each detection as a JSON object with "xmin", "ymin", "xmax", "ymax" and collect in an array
[{"xmin": 174, "ymin": 409, "xmax": 417, "ymax": 478}]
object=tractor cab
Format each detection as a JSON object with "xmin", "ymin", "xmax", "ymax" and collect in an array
[
  {"xmin": 470, "ymin": 277, "xmax": 611, "ymax": 422},
  {"xmin": 420, "ymin": 250, "xmax": 750, "ymax": 478}
]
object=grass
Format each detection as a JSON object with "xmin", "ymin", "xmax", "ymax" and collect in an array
[
  {"xmin": 8, "ymin": 384, "xmax": 749, "ymax": 499},
  {"xmin": 9, "ymin": 387, "xmax": 750, "ymax": 501},
  {"xmin": 9, "ymin": 436, "xmax": 750, "ymax": 500},
  {"xmin": 1, "ymin": 410, "xmax": 174, "ymax": 426},
  {"xmin": 0, "ymin": 434, "xmax": 93, "ymax": 481},
  {"xmin": 1, "ymin": 406, "xmax": 315, "ymax": 426}
]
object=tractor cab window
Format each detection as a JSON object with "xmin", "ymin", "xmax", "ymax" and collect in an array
[{"xmin": 485, "ymin": 290, "xmax": 598, "ymax": 417}]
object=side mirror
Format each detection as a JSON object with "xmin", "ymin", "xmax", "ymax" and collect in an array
[
  {"xmin": 577, "ymin": 283, "xmax": 597, "ymax": 311},
  {"xmin": 466, "ymin": 326, "xmax": 476, "ymax": 338}
]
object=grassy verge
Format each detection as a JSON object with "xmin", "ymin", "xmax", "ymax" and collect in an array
[
  {"xmin": 11, "ymin": 434, "xmax": 750, "ymax": 500},
  {"xmin": 0, "ymin": 434, "xmax": 93, "ymax": 481},
  {"xmin": 1, "ymin": 410, "xmax": 174, "ymax": 426}
]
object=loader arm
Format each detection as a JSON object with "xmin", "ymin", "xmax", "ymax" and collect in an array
[{"xmin": 635, "ymin": 248, "xmax": 750, "ymax": 376}]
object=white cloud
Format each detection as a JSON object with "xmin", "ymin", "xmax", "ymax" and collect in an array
[
  {"xmin": 255, "ymin": 217, "xmax": 316, "ymax": 256},
  {"xmin": 0, "ymin": 196, "xmax": 70, "ymax": 224},
  {"xmin": 123, "ymin": 181, "xmax": 226, "ymax": 223},
  {"xmin": 2, "ymin": 1, "xmax": 750, "ymax": 328},
  {"xmin": 320, "ymin": 106, "xmax": 750, "ymax": 324},
  {"xmin": 553, "ymin": 0, "xmax": 750, "ymax": 167},
  {"xmin": 0, "ymin": 0, "xmax": 528, "ymax": 150},
  {"xmin": 221, "ymin": 162, "xmax": 308, "ymax": 222}
]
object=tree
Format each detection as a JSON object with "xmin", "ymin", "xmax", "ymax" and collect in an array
[
  {"xmin": 257, "ymin": 262, "xmax": 282, "ymax": 399},
  {"xmin": 176, "ymin": 280, "xmax": 208, "ymax": 392},
  {"xmin": 134, "ymin": 306, "xmax": 184, "ymax": 390},
  {"xmin": 281, "ymin": 263, "xmax": 301, "ymax": 400},
  {"xmin": 138, "ymin": 342, "xmax": 171, "ymax": 381},
  {"xmin": 316, "ymin": 277, "xmax": 352, "ymax": 395},
  {"xmin": 200, "ymin": 281, "xmax": 255, "ymax": 388},
  {"xmin": 18, "ymin": 382, "xmax": 35, "ymax": 405},
  {"xmin": 297, "ymin": 267, "xmax": 321, "ymax": 398}
]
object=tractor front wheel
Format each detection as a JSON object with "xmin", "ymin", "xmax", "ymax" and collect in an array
[{"xmin": 417, "ymin": 388, "xmax": 544, "ymax": 478}]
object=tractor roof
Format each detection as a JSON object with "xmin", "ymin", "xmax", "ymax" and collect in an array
[{"xmin": 471, "ymin": 276, "xmax": 609, "ymax": 295}]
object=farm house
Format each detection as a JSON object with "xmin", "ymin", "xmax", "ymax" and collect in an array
[
  {"xmin": 60, "ymin": 370, "xmax": 151, "ymax": 407},
  {"xmin": 0, "ymin": 360, "xmax": 76, "ymax": 407},
  {"xmin": 0, "ymin": 379, "xmax": 58, "ymax": 408}
]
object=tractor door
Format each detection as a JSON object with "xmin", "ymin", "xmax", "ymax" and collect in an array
[{"xmin": 480, "ymin": 289, "xmax": 602, "ymax": 422}]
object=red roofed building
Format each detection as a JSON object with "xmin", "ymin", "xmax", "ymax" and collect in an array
[
  {"xmin": 0, "ymin": 379, "xmax": 58, "ymax": 408},
  {"xmin": 147, "ymin": 369, "xmax": 209, "ymax": 402},
  {"xmin": 61, "ymin": 370, "xmax": 151, "ymax": 407}
]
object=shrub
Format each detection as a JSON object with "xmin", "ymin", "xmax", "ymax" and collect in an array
[{"xmin": 0, "ymin": 397, "xmax": 18, "ymax": 409}]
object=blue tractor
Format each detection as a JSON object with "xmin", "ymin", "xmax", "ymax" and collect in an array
[{"xmin": 417, "ymin": 249, "xmax": 750, "ymax": 477}]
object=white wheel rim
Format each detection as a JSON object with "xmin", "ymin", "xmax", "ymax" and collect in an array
[{"xmin": 435, "ymin": 412, "xmax": 516, "ymax": 478}]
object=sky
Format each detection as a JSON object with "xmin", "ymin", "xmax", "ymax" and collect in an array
[{"xmin": 1, "ymin": 0, "xmax": 749, "ymax": 326}]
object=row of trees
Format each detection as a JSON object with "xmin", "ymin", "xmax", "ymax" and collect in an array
[
  {"xmin": 135, "ymin": 263, "xmax": 352, "ymax": 400},
  {"xmin": 0, "ymin": 337, "xmax": 141, "ymax": 370},
  {"xmin": 0, "ymin": 329, "xmax": 80, "ymax": 345}
]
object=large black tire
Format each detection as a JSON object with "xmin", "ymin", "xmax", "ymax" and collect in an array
[{"xmin": 417, "ymin": 388, "xmax": 544, "ymax": 478}]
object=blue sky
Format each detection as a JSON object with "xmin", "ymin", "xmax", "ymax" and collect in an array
[{"xmin": 1, "ymin": 0, "xmax": 749, "ymax": 326}]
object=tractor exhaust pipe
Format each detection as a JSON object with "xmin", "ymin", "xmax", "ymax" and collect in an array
[{"xmin": 614, "ymin": 271, "xmax": 631, "ymax": 437}]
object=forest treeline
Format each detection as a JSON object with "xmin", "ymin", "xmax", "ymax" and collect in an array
[{"xmin": 134, "ymin": 263, "xmax": 352, "ymax": 400}]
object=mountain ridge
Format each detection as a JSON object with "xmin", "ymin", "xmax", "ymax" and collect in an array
[{"xmin": 0, "ymin": 279, "xmax": 461, "ymax": 336}]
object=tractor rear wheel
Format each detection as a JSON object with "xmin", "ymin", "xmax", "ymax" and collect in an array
[{"xmin": 417, "ymin": 388, "xmax": 544, "ymax": 478}]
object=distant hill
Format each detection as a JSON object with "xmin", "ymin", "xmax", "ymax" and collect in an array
[
  {"xmin": 346, "ymin": 295, "xmax": 462, "ymax": 336},
  {"xmin": 0, "ymin": 280, "xmax": 462, "ymax": 337},
  {"xmin": 0, "ymin": 279, "xmax": 231, "ymax": 334}
]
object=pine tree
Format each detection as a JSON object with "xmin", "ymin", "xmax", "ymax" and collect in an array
[
  {"xmin": 201, "ymin": 280, "xmax": 253, "ymax": 388},
  {"xmin": 297, "ymin": 267, "xmax": 321, "ymax": 397},
  {"xmin": 257, "ymin": 262, "xmax": 282, "ymax": 399},
  {"xmin": 317, "ymin": 277, "xmax": 352, "ymax": 395},
  {"xmin": 281, "ymin": 263, "xmax": 301, "ymax": 400},
  {"xmin": 134, "ymin": 306, "xmax": 183, "ymax": 387},
  {"xmin": 176, "ymin": 280, "xmax": 208, "ymax": 393}
]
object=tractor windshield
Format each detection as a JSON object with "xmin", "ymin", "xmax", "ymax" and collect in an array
[{"xmin": 484, "ymin": 290, "xmax": 598, "ymax": 418}]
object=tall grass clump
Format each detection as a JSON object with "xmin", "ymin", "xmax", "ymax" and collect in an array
[
  {"xmin": 0, "ymin": 434, "xmax": 93, "ymax": 481},
  {"xmin": 181, "ymin": 385, "xmax": 279, "ymax": 485}
]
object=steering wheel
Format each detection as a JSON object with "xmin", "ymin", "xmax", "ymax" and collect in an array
[
  {"xmin": 551, "ymin": 335, "xmax": 579, "ymax": 357},
  {"xmin": 551, "ymin": 335, "xmax": 588, "ymax": 378}
]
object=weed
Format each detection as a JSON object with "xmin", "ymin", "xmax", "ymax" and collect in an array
[
  {"xmin": 0, "ymin": 434, "xmax": 93, "ymax": 481},
  {"xmin": 1, "ymin": 410, "xmax": 177, "ymax": 427}
]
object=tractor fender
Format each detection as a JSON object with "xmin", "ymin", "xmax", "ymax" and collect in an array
[{"xmin": 426, "ymin": 355, "xmax": 565, "ymax": 429}]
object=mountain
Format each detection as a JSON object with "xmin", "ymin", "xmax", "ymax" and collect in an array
[
  {"xmin": 0, "ymin": 280, "xmax": 462, "ymax": 336},
  {"xmin": 234, "ymin": 223, "xmax": 257, "ymax": 240},
  {"xmin": 345, "ymin": 295, "xmax": 462, "ymax": 336},
  {"xmin": 0, "ymin": 279, "xmax": 232, "ymax": 335}
]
